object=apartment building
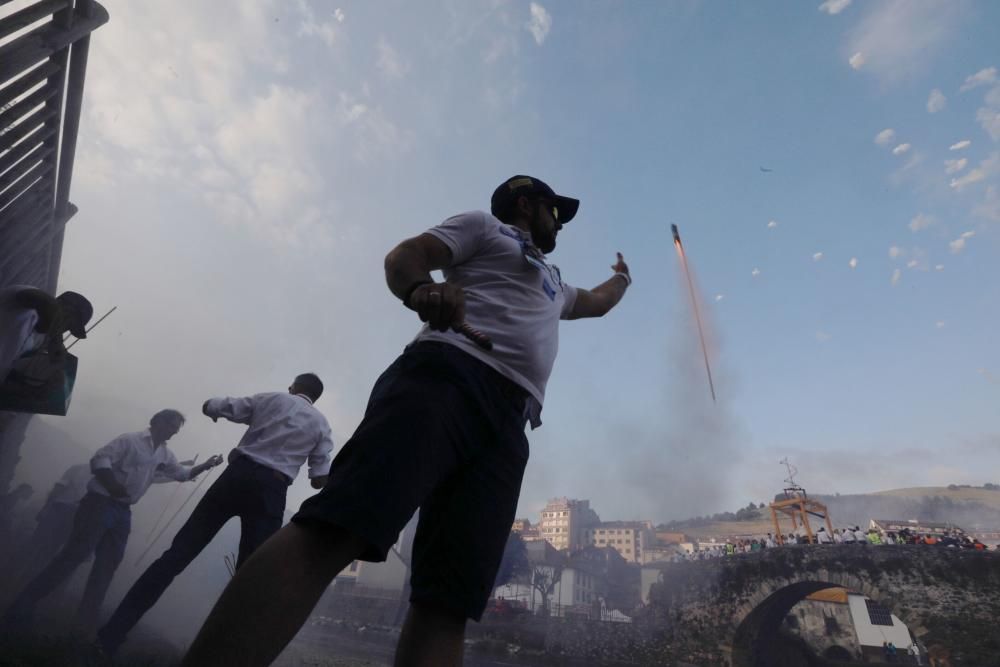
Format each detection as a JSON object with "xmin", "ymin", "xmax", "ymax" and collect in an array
[
  {"xmin": 585, "ymin": 520, "xmax": 654, "ymax": 563},
  {"xmin": 538, "ymin": 497, "xmax": 600, "ymax": 551}
]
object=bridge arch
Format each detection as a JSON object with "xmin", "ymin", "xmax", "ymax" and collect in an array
[{"xmin": 728, "ymin": 574, "xmax": 903, "ymax": 666}]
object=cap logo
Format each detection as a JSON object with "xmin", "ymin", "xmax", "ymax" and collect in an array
[{"xmin": 507, "ymin": 177, "xmax": 533, "ymax": 191}]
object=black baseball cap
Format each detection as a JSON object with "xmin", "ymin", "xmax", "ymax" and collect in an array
[
  {"xmin": 56, "ymin": 291, "xmax": 93, "ymax": 339},
  {"xmin": 490, "ymin": 175, "xmax": 580, "ymax": 224}
]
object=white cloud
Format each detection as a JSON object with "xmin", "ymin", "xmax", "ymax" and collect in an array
[
  {"xmin": 934, "ymin": 264, "xmax": 944, "ymax": 271},
  {"xmin": 935, "ymin": 321, "xmax": 945, "ymax": 329},
  {"xmin": 846, "ymin": 2, "xmax": 961, "ymax": 83},
  {"xmin": 849, "ymin": 52, "xmax": 865, "ymax": 70},
  {"xmin": 891, "ymin": 268, "xmax": 901, "ymax": 286},
  {"xmin": 715, "ymin": 294, "xmax": 724, "ymax": 302},
  {"xmin": 892, "ymin": 143, "xmax": 911, "ymax": 155},
  {"xmin": 975, "ymin": 185, "xmax": 1000, "ymax": 222},
  {"xmin": 888, "ymin": 245, "xmax": 904, "ymax": 259},
  {"xmin": 767, "ymin": 219, "xmax": 779, "ymax": 229},
  {"xmin": 874, "ymin": 128, "xmax": 895, "ymax": 146},
  {"xmin": 908, "ymin": 212, "xmax": 935, "ymax": 232},
  {"xmin": 949, "ymin": 153, "xmax": 997, "ymax": 191},
  {"xmin": 927, "ymin": 88, "xmax": 946, "ymax": 113},
  {"xmin": 751, "ymin": 268, "xmax": 760, "ymax": 277},
  {"xmin": 944, "ymin": 158, "xmax": 967, "ymax": 174},
  {"xmin": 818, "ymin": 0, "xmax": 852, "ymax": 15},
  {"xmin": 949, "ymin": 140, "xmax": 971, "ymax": 151},
  {"xmin": 978, "ymin": 109, "xmax": 1000, "ymax": 141},
  {"xmin": 977, "ymin": 87, "xmax": 1000, "ymax": 141},
  {"xmin": 906, "ymin": 259, "xmax": 918, "ymax": 268},
  {"xmin": 848, "ymin": 257, "xmax": 858, "ymax": 269},
  {"xmin": 949, "ymin": 230, "xmax": 975, "ymax": 253},
  {"xmin": 960, "ymin": 66, "xmax": 997, "ymax": 92},
  {"xmin": 527, "ymin": 3, "xmax": 552, "ymax": 45},
  {"xmin": 298, "ymin": 1, "xmax": 343, "ymax": 48},
  {"xmin": 812, "ymin": 252, "xmax": 824, "ymax": 261},
  {"xmin": 815, "ymin": 331, "xmax": 832, "ymax": 342},
  {"xmin": 376, "ymin": 36, "xmax": 409, "ymax": 79},
  {"xmin": 950, "ymin": 170, "xmax": 985, "ymax": 190}
]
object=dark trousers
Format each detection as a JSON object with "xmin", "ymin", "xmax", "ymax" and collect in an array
[
  {"xmin": 5, "ymin": 492, "xmax": 130, "ymax": 624},
  {"xmin": 17, "ymin": 501, "xmax": 81, "ymax": 582},
  {"xmin": 97, "ymin": 455, "xmax": 288, "ymax": 651}
]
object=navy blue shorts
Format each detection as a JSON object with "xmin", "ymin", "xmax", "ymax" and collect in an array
[{"xmin": 293, "ymin": 341, "xmax": 530, "ymax": 621}]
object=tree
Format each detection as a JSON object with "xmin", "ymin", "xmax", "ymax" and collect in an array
[
  {"xmin": 530, "ymin": 562, "xmax": 564, "ymax": 615},
  {"xmin": 494, "ymin": 531, "xmax": 531, "ymax": 588}
]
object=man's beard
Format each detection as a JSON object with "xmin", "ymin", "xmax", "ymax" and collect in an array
[{"xmin": 530, "ymin": 212, "xmax": 557, "ymax": 253}]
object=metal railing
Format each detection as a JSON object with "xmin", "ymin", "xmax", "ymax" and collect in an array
[{"xmin": 0, "ymin": 0, "xmax": 108, "ymax": 290}]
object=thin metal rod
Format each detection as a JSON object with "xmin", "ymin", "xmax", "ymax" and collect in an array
[
  {"xmin": 64, "ymin": 304, "xmax": 116, "ymax": 348},
  {"xmin": 145, "ymin": 453, "xmax": 198, "ymax": 541},
  {"xmin": 134, "ymin": 466, "xmax": 217, "ymax": 567}
]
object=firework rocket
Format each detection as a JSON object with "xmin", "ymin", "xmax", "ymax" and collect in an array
[{"xmin": 672, "ymin": 224, "xmax": 717, "ymax": 403}]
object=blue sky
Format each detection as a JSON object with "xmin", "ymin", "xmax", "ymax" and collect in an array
[{"xmin": 13, "ymin": 0, "xmax": 1000, "ymax": 524}]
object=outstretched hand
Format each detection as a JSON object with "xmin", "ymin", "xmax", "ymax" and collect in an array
[
  {"xmin": 190, "ymin": 454, "xmax": 225, "ymax": 480},
  {"xmin": 611, "ymin": 252, "xmax": 630, "ymax": 278}
]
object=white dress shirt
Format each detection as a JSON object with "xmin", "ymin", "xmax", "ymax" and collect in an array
[
  {"xmin": 203, "ymin": 392, "xmax": 334, "ymax": 481},
  {"xmin": 88, "ymin": 430, "xmax": 192, "ymax": 505},
  {"xmin": 48, "ymin": 463, "xmax": 93, "ymax": 506}
]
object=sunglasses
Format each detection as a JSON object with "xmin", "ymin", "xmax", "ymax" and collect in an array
[{"xmin": 538, "ymin": 199, "xmax": 560, "ymax": 222}]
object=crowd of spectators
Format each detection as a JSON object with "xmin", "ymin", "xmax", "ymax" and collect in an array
[{"xmin": 670, "ymin": 525, "xmax": 995, "ymax": 561}]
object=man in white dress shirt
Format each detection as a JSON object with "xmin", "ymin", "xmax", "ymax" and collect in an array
[
  {"xmin": 96, "ymin": 374, "xmax": 334, "ymax": 655},
  {"xmin": 2, "ymin": 410, "xmax": 218, "ymax": 627}
]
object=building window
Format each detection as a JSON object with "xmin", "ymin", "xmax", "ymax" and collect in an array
[{"xmin": 865, "ymin": 599, "xmax": 893, "ymax": 626}]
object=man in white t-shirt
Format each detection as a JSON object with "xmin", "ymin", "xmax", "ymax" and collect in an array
[
  {"xmin": 0, "ymin": 286, "xmax": 93, "ymax": 384},
  {"xmin": 183, "ymin": 175, "xmax": 631, "ymax": 666}
]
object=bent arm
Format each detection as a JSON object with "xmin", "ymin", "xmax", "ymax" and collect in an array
[
  {"xmin": 384, "ymin": 233, "xmax": 454, "ymax": 303},
  {"xmin": 567, "ymin": 252, "xmax": 630, "ymax": 320},
  {"xmin": 307, "ymin": 425, "xmax": 334, "ymax": 490},
  {"xmin": 12, "ymin": 288, "xmax": 58, "ymax": 332},
  {"xmin": 567, "ymin": 276, "xmax": 628, "ymax": 319},
  {"xmin": 203, "ymin": 396, "xmax": 255, "ymax": 424}
]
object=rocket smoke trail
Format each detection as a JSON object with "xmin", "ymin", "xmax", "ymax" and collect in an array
[{"xmin": 672, "ymin": 224, "xmax": 717, "ymax": 403}]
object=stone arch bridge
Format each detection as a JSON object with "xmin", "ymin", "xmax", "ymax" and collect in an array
[{"xmin": 633, "ymin": 545, "xmax": 1000, "ymax": 666}]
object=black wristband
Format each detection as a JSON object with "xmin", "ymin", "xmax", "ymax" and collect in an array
[{"xmin": 402, "ymin": 280, "xmax": 433, "ymax": 309}]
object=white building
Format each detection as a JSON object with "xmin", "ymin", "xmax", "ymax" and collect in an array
[
  {"xmin": 347, "ymin": 514, "xmax": 418, "ymax": 594},
  {"xmin": 846, "ymin": 592, "xmax": 914, "ymax": 656},
  {"xmin": 493, "ymin": 565, "xmax": 629, "ymax": 622},
  {"xmin": 538, "ymin": 497, "xmax": 600, "ymax": 551}
]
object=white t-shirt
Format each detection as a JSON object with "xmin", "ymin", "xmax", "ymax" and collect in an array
[
  {"xmin": 0, "ymin": 285, "xmax": 43, "ymax": 383},
  {"xmin": 415, "ymin": 211, "xmax": 579, "ymax": 428}
]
